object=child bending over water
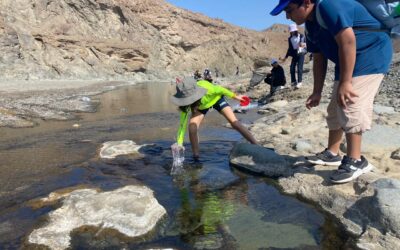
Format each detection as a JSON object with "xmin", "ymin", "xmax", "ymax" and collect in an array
[{"xmin": 170, "ymin": 76, "xmax": 258, "ymax": 160}]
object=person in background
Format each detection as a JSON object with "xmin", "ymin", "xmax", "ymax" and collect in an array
[
  {"xmin": 203, "ymin": 68, "xmax": 212, "ymax": 80},
  {"xmin": 281, "ymin": 23, "xmax": 306, "ymax": 89},
  {"xmin": 170, "ymin": 77, "xmax": 258, "ymax": 160},
  {"xmin": 270, "ymin": 0, "xmax": 392, "ymax": 183},
  {"xmin": 194, "ymin": 70, "xmax": 202, "ymax": 80},
  {"xmin": 264, "ymin": 58, "xmax": 287, "ymax": 94},
  {"xmin": 215, "ymin": 68, "xmax": 219, "ymax": 78},
  {"xmin": 235, "ymin": 66, "xmax": 239, "ymax": 76}
]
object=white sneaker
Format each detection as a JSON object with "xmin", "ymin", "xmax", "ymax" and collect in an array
[
  {"xmin": 277, "ymin": 86, "xmax": 285, "ymax": 90},
  {"xmin": 295, "ymin": 82, "xmax": 302, "ymax": 89}
]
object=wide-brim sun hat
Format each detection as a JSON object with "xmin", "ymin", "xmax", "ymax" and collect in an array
[
  {"xmin": 270, "ymin": 0, "xmax": 292, "ymax": 16},
  {"xmin": 170, "ymin": 77, "xmax": 207, "ymax": 106}
]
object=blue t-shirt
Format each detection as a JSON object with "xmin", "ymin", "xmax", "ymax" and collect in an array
[{"xmin": 306, "ymin": 0, "xmax": 393, "ymax": 80}]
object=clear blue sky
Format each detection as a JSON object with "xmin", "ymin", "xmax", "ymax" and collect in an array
[{"xmin": 165, "ymin": 0, "xmax": 291, "ymax": 31}]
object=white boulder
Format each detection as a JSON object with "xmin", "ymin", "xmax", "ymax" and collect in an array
[{"xmin": 29, "ymin": 185, "xmax": 166, "ymax": 250}]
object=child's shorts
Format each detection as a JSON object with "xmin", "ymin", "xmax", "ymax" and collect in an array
[
  {"xmin": 199, "ymin": 96, "xmax": 230, "ymax": 115},
  {"xmin": 326, "ymin": 74, "xmax": 384, "ymax": 133}
]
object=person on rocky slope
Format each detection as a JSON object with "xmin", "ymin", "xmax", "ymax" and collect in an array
[
  {"xmin": 170, "ymin": 76, "xmax": 258, "ymax": 160},
  {"xmin": 281, "ymin": 23, "xmax": 306, "ymax": 89},
  {"xmin": 271, "ymin": 0, "xmax": 393, "ymax": 183},
  {"xmin": 265, "ymin": 58, "xmax": 287, "ymax": 94}
]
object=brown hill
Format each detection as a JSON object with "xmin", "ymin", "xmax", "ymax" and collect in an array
[{"xmin": 0, "ymin": 0, "xmax": 288, "ymax": 80}]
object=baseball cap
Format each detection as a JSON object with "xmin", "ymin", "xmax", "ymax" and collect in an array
[
  {"xmin": 289, "ymin": 24, "xmax": 298, "ymax": 32},
  {"xmin": 271, "ymin": 58, "xmax": 278, "ymax": 65},
  {"xmin": 270, "ymin": 0, "xmax": 292, "ymax": 16}
]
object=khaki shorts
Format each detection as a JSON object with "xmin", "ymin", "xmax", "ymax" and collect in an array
[{"xmin": 326, "ymin": 74, "xmax": 384, "ymax": 133}]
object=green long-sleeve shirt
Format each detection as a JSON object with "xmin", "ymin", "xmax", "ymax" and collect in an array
[{"xmin": 176, "ymin": 80, "xmax": 236, "ymax": 145}]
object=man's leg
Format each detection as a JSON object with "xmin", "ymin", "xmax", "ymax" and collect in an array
[
  {"xmin": 330, "ymin": 74, "xmax": 384, "ymax": 184},
  {"xmin": 188, "ymin": 111, "xmax": 205, "ymax": 158},
  {"xmin": 290, "ymin": 57, "xmax": 297, "ymax": 85},
  {"xmin": 346, "ymin": 132, "xmax": 362, "ymax": 160},
  {"xmin": 328, "ymin": 129, "xmax": 343, "ymax": 155},
  {"xmin": 297, "ymin": 54, "xmax": 305, "ymax": 85},
  {"xmin": 306, "ymin": 82, "xmax": 342, "ymax": 166}
]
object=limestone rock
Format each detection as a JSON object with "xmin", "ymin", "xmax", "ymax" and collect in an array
[
  {"xmin": 357, "ymin": 226, "xmax": 400, "ymax": 250},
  {"xmin": 229, "ymin": 143, "xmax": 292, "ymax": 177},
  {"xmin": 362, "ymin": 125, "xmax": 400, "ymax": 153},
  {"xmin": 374, "ymin": 105, "xmax": 396, "ymax": 115},
  {"xmin": 197, "ymin": 166, "xmax": 240, "ymax": 191},
  {"xmin": 99, "ymin": 140, "xmax": 147, "ymax": 159},
  {"xmin": 28, "ymin": 185, "xmax": 167, "ymax": 250},
  {"xmin": 292, "ymin": 139, "xmax": 313, "ymax": 153},
  {"xmin": 369, "ymin": 179, "xmax": 400, "ymax": 237}
]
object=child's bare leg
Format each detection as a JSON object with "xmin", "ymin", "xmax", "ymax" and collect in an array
[
  {"xmin": 189, "ymin": 111, "xmax": 204, "ymax": 158},
  {"xmin": 220, "ymin": 106, "xmax": 258, "ymax": 144}
]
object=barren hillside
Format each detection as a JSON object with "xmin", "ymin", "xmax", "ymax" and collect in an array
[{"xmin": 0, "ymin": 0, "xmax": 288, "ymax": 80}]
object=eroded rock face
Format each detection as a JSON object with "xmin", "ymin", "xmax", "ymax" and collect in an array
[
  {"xmin": 0, "ymin": 0, "xmax": 288, "ymax": 80},
  {"xmin": 28, "ymin": 185, "xmax": 167, "ymax": 250}
]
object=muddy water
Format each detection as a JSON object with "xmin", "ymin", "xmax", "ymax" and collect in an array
[{"xmin": 0, "ymin": 82, "xmax": 344, "ymax": 249}]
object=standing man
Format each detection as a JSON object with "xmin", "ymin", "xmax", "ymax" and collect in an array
[
  {"xmin": 270, "ymin": 0, "xmax": 392, "ymax": 184},
  {"xmin": 282, "ymin": 23, "xmax": 306, "ymax": 89}
]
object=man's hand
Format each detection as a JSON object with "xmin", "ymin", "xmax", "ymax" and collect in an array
[
  {"xmin": 306, "ymin": 92, "xmax": 322, "ymax": 109},
  {"xmin": 337, "ymin": 81, "xmax": 358, "ymax": 108}
]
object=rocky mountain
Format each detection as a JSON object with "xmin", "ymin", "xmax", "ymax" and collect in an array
[{"xmin": 0, "ymin": 0, "xmax": 288, "ymax": 80}]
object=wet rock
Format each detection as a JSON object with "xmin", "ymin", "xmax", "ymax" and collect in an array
[
  {"xmin": 197, "ymin": 167, "xmax": 240, "ymax": 191},
  {"xmin": 369, "ymin": 179, "xmax": 400, "ymax": 237},
  {"xmin": 357, "ymin": 226, "xmax": 400, "ymax": 250},
  {"xmin": 339, "ymin": 178, "xmax": 400, "ymax": 249},
  {"xmin": 0, "ymin": 111, "xmax": 35, "ymax": 127},
  {"xmin": 229, "ymin": 143, "xmax": 292, "ymax": 177},
  {"xmin": 193, "ymin": 233, "xmax": 223, "ymax": 250},
  {"xmin": 226, "ymin": 205, "xmax": 318, "ymax": 249},
  {"xmin": 100, "ymin": 140, "xmax": 147, "ymax": 159},
  {"xmin": 28, "ymin": 185, "xmax": 166, "ymax": 250}
]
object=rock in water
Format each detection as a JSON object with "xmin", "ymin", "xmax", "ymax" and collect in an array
[
  {"xmin": 229, "ymin": 143, "xmax": 292, "ymax": 178},
  {"xmin": 28, "ymin": 185, "xmax": 166, "ymax": 250},
  {"xmin": 99, "ymin": 140, "xmax": 145, "ymax": 159}
]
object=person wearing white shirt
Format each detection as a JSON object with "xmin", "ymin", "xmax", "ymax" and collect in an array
[{"xmin": 282, "ymin": 24, "xmax": 306, "ymax": 89}]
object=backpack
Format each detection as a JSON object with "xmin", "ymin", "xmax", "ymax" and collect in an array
[{"xmin": 315, "ymin": 0, "xmax": 400, "ymax": 38}]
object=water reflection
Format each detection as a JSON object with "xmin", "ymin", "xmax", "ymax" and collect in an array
[
  {"xmin": 0, "ymin": 83, "xmax": 344, "ymax": 249},
  {"xmin": 91, "ymin": 82, "xmax": 176, "ymax": 120}
]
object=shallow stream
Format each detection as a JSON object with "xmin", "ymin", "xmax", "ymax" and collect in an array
[{"xmin": 0, "ymin": 82, "xmax": 344, "ymax": 249}]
